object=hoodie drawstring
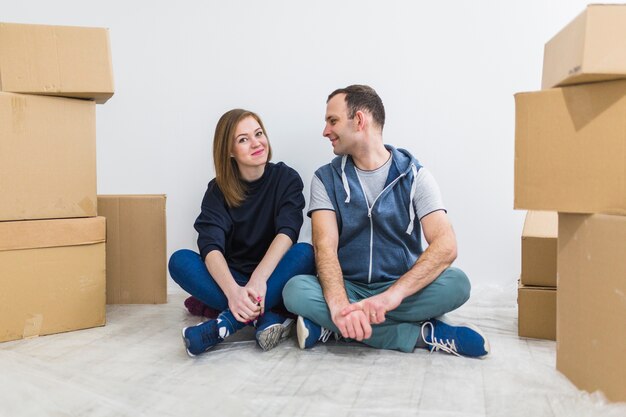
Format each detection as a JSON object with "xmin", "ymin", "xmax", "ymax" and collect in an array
[
  {"xmin": 405, "ymin": 164, "xmax": 418, "ymax": 235},
  {"xmin": 341, "ymin": 155, "xmax": 351, "ymax": 203}
]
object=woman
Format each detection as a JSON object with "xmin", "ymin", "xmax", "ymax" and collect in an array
[{"xmin": 169, "ymin": 109, "xmax": 315, "ymax": 356}]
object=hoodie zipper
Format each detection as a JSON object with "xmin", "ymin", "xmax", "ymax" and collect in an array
[{"xmin": 355, "ymin": 171, "xmax": 408, "ymax": 283}]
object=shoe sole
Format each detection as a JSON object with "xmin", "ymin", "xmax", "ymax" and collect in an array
[
  {"xmin": 465, "ymin": 323, "xmax": 490, "ymax": 357},
  {"xmin": 181, "ymin": 327, "xmax": 196, "ymax": 358},
  {"xmin": 296, "ymin": 316, "xmax": 310, "ymax": 349},
  {"xmin": 436, "ymin": 318, "xmax": 491, "ymax": 358},
  {"xmin": 256, "ymin": 319, "xmax": 294, "ymax": 351}
]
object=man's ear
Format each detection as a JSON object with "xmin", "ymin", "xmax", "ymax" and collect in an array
[{"xmin": 354, "ymin": 110, "xmax": 366, "ymax": 131}]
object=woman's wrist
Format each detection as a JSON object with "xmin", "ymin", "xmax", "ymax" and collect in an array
[{"xmin": 223, "ymin": 282, "xmax": 240, "ymax": 300}]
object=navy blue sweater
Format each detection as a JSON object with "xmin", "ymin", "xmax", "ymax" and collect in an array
[{"xmin": 194, "ymin": 162, "xmax": 305, "ymax": 275}]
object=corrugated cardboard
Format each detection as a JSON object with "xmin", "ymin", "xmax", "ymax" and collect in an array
[
  {"xmin": 0, "ymin": 217, "xmax": 106, "ymax": 343},
  {"xmin": 98, "ymin": 195, "xmax": 167, "ymax": 304},
  {"xmin": 0, "ymin": 92, "xmax": 96, "ymax": 221},
  {"xmin": 557, "ymin": 213, "xmax": 626, "ymax": 403},
  {"xmin": 0, "ymin": 22, "xmax": 114, "ymax": 103},
  {"xmin": 521, "ymin": 211, "xmax": 558, "ymax": 287},
  {"xmin": 518, "ymin": 283, "xmax": 556, "ymax": 341},
  {"xmin": 542, "ymin": 4, "xmax": 626, "ymax": 89},
  {"xmin": 514, "ymin": 80, "xmax": 626, "ymax": 215}
]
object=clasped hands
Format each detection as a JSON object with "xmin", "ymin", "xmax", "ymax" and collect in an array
[
  {"xmin": 333, "ymin": 291, "xmax": 403, "ymax": 341},
  {"xmin": 227, "ymin": 279, "xmax": 266, "ymax": 323}
]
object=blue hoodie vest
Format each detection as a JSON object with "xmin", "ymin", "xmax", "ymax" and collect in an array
[{"xmin": 314, "ymin": 145, "xmax": 423, "ymax": 284}]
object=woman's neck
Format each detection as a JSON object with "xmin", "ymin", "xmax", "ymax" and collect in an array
[{"xmin": 239, "ymin": 164, "xmax": 266, "ymax": 182}]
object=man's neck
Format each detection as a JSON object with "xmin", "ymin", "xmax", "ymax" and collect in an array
[{"xmin": 351, "ymin": 140, "xmax": 390, "ymax": 171}]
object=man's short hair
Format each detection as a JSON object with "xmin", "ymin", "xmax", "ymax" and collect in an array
[{"xmin": 327, "ymin": 85, "xmax": 385, "ymax": 130}]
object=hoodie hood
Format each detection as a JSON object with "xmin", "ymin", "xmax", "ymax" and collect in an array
[{"xmin": 332, "ymin": 145, "xmax": 420, "ymax": 234}]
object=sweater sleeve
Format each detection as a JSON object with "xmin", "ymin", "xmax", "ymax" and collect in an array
[
  {"xmin": 193, "ymin": 181, "xmax": 233, "ymax": 261},
  {"xmin": 274, "ymin": 167, "xmax": 305, "ymax": 243}
]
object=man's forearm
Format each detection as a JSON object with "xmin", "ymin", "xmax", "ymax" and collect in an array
[
  {"xmin": 388, "ymin": 232, "xmax": 457, "ymax": 300},
  {"xmin": 314, "ymin": 244, "xmax": 349, "ymax": 314}
]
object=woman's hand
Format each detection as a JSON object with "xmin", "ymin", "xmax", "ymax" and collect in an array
[
  {"xmin": 245, "ymin": 278, "xmax": 267, "ymax": 316},
  {"xmin": 226, "ymin": 285, "xmax": 261, "ymax": 323}
]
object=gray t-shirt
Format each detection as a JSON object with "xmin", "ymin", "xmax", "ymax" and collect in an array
[{"xmin": 308, "ymin": 157, "xmax": 445, "ymax": 219}]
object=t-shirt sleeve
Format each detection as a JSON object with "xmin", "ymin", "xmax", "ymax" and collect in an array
[
  {"xmin": 275, "ymin": 168, "xmax": 305, "ymax": 243},
  {"xmin": 194, "ymin": 182, "xmax": 232, "ymax": 261},
  {"xmin": 413, "ymin": 167, "xmax": 447, "ymax": 219},
  {"xmin": 307, "ymin": 174, "xmax": 335, "ymax": 217}
]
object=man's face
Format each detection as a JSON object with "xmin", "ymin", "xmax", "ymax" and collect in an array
[{"xmin": 323, "ymin": 94, "xmax": 356, "ymax": 155}]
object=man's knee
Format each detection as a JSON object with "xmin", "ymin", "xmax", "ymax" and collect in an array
[
  {"xmin": 282, "ymin": 274, "xmax": 322, "ymax": 316},
  {"xmin": 441, "ymin": 266, "xmax": 471, "ymax": 306}
]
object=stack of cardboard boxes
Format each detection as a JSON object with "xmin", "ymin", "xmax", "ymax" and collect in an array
[
  {"xmin": 0, "ymin": 22, "xmax": 114, "ymax": 343},
  {"xmin": 518, "ymin": 211, "xmax": 557, "ymax": 341},
  {"xmin": 514, "ymin": 5, "xmax": 626, "ymax": 403}
]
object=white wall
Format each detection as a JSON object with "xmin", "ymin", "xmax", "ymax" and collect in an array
[{"xmin": 4, "ymin": 0, "xmax": 613, "ymax": 286}]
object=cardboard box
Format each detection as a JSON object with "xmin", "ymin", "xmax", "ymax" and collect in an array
[
  {"xmin": 0, "ymin": 217, "xmax": 106, "ymax": 343},
  {"xmin": 557, "ymin": 213, "xmax": 626, "ymax": 403},
  {"xmin": 518, "ymin": 284, "xmax": 556, "ymax": 341},
  {"xmin": 98, "ymin": 195, "xmax": 167, "ymax": 304},
  {"xmin": 0, "ymin": 22, "xmax": 114, "ymax": 103},
  {"xmin": 542, "ymin": 4, "xmax": 626, "ymax": 89},
  {"xmin": 0, "ymin": 92, "xmax": 96, "ymax": 221},
  {"xmin": 514, "ymin": 80, "xmax": 626, "ymax": 215},
  {"xmin": 521, "ymin": 211, "xmax": 557, "ymax": 287}
]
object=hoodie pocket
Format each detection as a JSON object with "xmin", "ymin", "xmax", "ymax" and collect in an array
[
  {"xmin": 371, "ymin": 244, "xmax": 409, "ymax": 281},
  {"xmin": 337, "ymin": 243, "xmax": 370, "ymax": 282}
]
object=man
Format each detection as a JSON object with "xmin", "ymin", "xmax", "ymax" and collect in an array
[{"xmin": 283, "ymin": 85, "xmax": 489, "ymax": 357}]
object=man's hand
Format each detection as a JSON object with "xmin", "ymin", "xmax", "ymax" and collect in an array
[
  {"xmin": 331, "ymin": 308, "xmax": 372, "ymax": 341},
  {"xmin": 339, "ymin": 290, "xmax": 403, "ymax": 325}
]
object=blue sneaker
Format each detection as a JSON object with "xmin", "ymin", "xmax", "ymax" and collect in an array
[
  {"xmin": 181, "ymin": 319, "xmax": 222, "ymax": 357},
  {"xmin": 420, "ymin": 319, "xmax": 490, "ymax": 358},
  {"xmin": 296, "ymin": 316, "xmax": 337, "ymax": 349},
  {"xmin": 255, "ymin": 311, "xmax": 294, "ymax": 351}
]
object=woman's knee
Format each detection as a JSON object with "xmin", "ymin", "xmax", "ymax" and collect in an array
[
  {"xmin": 168, "ymin": 249, "xmax": 200, "ymax": 281},
  {"xmin": 291, "ymin": 242, "xmax": 314, "ymax": 261},
  {"xmin": 282, "ymin": 242, "xmax": 316, "ymax": 275}
]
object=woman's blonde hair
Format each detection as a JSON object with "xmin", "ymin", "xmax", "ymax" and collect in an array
[{"xmin": 213, "ymin": 109, "xmax": 272, "ymax": 207}]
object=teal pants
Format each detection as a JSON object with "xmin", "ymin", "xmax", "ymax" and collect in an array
[{"xmin": 282, "ymin": 267, "xmax": 470, "ymax": 352}]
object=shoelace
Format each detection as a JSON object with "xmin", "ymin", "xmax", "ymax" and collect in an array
[
  {"xmin": 200, "ymin": 326, "xmax": 220, "ymax": 345},
  {"xmin": 319, "ymin": 328, "xmax": 334, "ymax": 343},
  {"xmin": 421, "ymin": 321, "xmax": 460, "ymax": 357}
]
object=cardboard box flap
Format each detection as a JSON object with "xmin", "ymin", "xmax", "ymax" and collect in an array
[
  {"xmin": 98, "ymin": 194, "xmax": 166, "ymax": 199},
  {"xmin": 514, "ymin": 80, "xmax": 626, "ymax": 215},
  {"xmin": 97, "ymin": 195, "xmax": 167, "ymax": 304},
  {"xmin": 517, "ymin": 282, "xmax": 556, "ymax": 341},
  {"xmin": 541, "ymin": 4, "xmax": 626, "ymax": 89},
  {"xmin": 523, "ymin": 211, "xmax": 558, "ymax": 238},
  {"xmin": 0, "ymin": 92, "xmax": 97, "ymax": 221},
  {"xmin": 557, "ymin": 212, "xmax": 626, "ymax": 402},
  {"xmin": 0, "ymin": 22, "xmax": 114, "ymax": 103},
  {"xmin": 0, "ymin": 217, "xmax": 105, "ymax": 251}
]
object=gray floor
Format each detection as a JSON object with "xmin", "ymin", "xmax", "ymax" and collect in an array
[{"xmin": 1, "ymin": 285, "xmax": 625, "ymax": 417}]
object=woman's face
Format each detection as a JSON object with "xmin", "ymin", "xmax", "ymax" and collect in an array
[{"xmin": 231, "ymin": 116, "xmax": 269, "ymax": 170}]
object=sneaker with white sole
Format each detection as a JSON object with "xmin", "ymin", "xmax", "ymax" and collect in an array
[
  {"xmin": 296, "ymin": 316, "xmax": 337, "ymax": 349},
  {"xmin": 255, "ymin": 311, "xmax": 295, "ymax": 351},
  {"xmin": 181, "ymin": 319, "xmax": 223, "ymax": 357},
  {"xmin": 420, "ymin": 319, "xmax": 490, "ymax": 358}
]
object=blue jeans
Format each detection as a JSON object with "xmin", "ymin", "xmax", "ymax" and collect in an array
[
  {"xmin": 168, "ymin": 242, "xmax": 315, "ymax": 314},
  {"xmin": 282, "ymin": 267, "xmax": 471, "ymax": 352}
]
